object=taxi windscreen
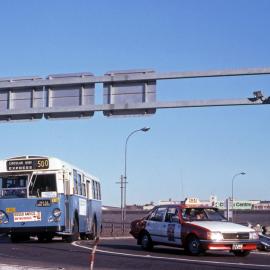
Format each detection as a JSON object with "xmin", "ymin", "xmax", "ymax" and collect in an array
[{"xmin": 182, "ymin": 208, "xmax": 226, "ymax": 221}]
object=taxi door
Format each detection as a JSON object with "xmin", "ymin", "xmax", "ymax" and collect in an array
[
  {"xmin": 145, "ymin": 206, "xmax": 167, "ymax": 243},
  {"xmin": 162, "ymin": 207, "xmax": 182, "ymax": 245}
]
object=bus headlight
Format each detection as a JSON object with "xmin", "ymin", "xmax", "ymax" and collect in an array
[
  {"xmin": 52, "ymin": 208, "xmax": 61, "ymax": 218},
  {"xmin": 0, "ymin": 210, "xmax": 9, "ymax": 224},
  {"xmin": 0, "ymin": 211, "xmax": 5, "ymax": 219},
  {"xmin": 207, "ymin": 231, "xmax": 223, "ymax": 241},
  {"xmin": 249, "ymin": 231, "xmax": 259, "ymax": 240}
]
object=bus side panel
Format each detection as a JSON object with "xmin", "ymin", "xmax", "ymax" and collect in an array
[
  {"xmin": 68, "ymin": 195, "xmax": 89, "ymax": 233},
  {"xmin": 88, "ymin": 199, "xmax": 102, "ymax": 235},
  {"xmin": 67, "ymin": 196, "xmax": 102, "ymax": 234},
  {"xmin": 78, "ymin": 197, "xmax": 88, "ymax": 232},
  {"xmin": 68, "ymin": 195, "xmax": 78, "ymax": 230}
]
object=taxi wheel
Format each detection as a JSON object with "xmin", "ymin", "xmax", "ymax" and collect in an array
[
  {"xmin": 186, "ymin": 235, "xmax": 202, "ymax": 255},
  {"xmin": 232, "ymin": 250, "xmax": 250, "ymax": 257},
  {"xmin": 141, "ymin": 233, "xmax": 153, "ymax": 251}
]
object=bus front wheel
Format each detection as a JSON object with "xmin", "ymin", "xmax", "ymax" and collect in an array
[
  {"xmin": 10, "ymin": 233, "xmax": 30, "ymax": 243},
  {"xmin": 38, "ymin": 233, "xmax": 53, "ymax": 242},
  {"xmin": 65, "ymin": 218, "xmax": 79, "ymax": 243}
]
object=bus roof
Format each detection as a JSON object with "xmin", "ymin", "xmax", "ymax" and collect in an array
[{"xmin": 0, "ymin": 155, "xmax": 99, "ymax": 182}]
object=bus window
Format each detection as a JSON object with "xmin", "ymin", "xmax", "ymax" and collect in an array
[
  {"xmin": 77, "ymin": 174, "xmax": 82, "ymax": 195},
  {"xmin": 98, "ymin": 182, "xmax": 101, "ymax": 200},
  {"xmin": 92, "ymin": 180, "xmax": 95, "ymax": 199},
  {"xmin": 86, "ymin": 180, "xmax": 91, "ymax": 199},
  {"xmin": 0, "ymin": 175, "xmax": 28, "ymax": 198},
  {"xmin": 96, "ymin": 182, "xmax": 100, "ymax": 200},
  {"xmin": 93, "ymin": 181, "xmax": 101, "ymax": 200},
  {"xmin": 92, "ymin": 180, "xmax": 96, "ymax": 199},
  {"xmin": 82, "ymin": 176, "xmax": 86, "ymax": 197},
  {"xmin": 73, "ymin": 170, "xmax": 78, "ymax": 194},
  {"xmin": 95, "ymin": 182, "xmax": 98, "ymax": 200},
  {"xmin": 29, "ymin": 174, "xmax": 56, "ymax": 197}
]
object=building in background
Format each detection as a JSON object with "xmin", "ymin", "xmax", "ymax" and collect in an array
[{"xmin": 141, "ymin": 196, "xmax": 268, "ymax": 211}]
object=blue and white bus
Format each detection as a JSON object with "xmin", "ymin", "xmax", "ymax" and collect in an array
[{"xmin": 0, "ymin": 156, "xmax": 102, "ymax": 242}]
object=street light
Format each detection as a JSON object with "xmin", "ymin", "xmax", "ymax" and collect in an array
[
  {"xmin": 231, "ymin": 172, "xmax": 246, "ymax": 222},
  {"xmin": 121, "ymin": 127, "xmax": 150, "ymax": 227}
]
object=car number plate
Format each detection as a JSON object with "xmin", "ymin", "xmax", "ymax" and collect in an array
[{"xmin": 232, "ymin": 244, "xmax": 243, "ymax": 250}]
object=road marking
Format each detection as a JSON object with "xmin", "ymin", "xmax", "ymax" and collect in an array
[
  {"xmin": 100, "ymin": 236, "xmax": 133, "ymax": 240},
  {"xmin": 0, "ymin": 263, "xmax": 57, "ymax": 270},
  {"xmin": 72, "ymin": 241, "xmax": 270, "ymax": 269},
  {"xmin": 252, "ymin": 251, "xmax": 270, "ymax": 256},
  {"xmin": 90, "ymin": 237, "xmax": 99, "ymax": 270}
]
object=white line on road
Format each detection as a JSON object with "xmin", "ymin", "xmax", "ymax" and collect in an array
[
  {"xmin": 0, "ymin": 264, "xmax": 57, "ymax": 270},
  {"xmin": 100, "ymin": 236, "xmax": 133, "ymax": 240},
  {"xmin": 72, "ymin": 241, "xmax": 270, "ymax": 269}
]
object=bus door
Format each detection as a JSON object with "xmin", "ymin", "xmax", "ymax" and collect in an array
[
  {"xmin": 63, "ymin": 170, "xmax": 71, "ymax": 232},
  {"xmin": 86, "ymin": 179, "xmax": 92, "ymax": 232}
]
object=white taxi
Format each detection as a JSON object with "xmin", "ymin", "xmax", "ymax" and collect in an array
[{"xmin": 130, "ymin": 198, "xmax": 258, "ymax": 256}]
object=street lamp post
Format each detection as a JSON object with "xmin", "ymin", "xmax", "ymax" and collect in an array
[
  {"xmin": 231, "ymin": 172, "xmax": 246, "ymax": 222},
  {"xmin": 121, "ymin": 127, "xmax": 150, "ymax": 228}
]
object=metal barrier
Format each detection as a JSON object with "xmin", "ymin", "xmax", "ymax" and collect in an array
[{"xmin": 101, "ymin": 222, "xmax": 131, "ymax": 237}]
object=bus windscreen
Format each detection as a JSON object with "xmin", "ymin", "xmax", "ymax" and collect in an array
[{"xmin": 0, "ymin": 175, "xmax": 28, "ymax": 198}]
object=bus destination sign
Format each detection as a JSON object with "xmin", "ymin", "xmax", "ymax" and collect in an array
[{"xmin": 7, "ymin": 159, "xmax": 49, "ymax": 171}]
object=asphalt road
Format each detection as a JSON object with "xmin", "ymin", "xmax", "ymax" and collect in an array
[{"xmin": 0, "ymin": 234, "xmax": 269, "ymax": 270}]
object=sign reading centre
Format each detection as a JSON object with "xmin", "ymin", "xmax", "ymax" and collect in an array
[
  {"xmin": 7, "ymin": 159, "xmax": 49, "ymax": 171},
  {"xmin": 215, "ymin": 201, "xmax": 252, "ymax": 210}
]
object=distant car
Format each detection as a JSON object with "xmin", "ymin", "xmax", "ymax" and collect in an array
[
  {"xmin": 258, "ymin": 233, "xmax": 270, "ymax": 251},
  {"xmin": 130, "ymin": 198, "xmax": 258, "ymax": 256}
]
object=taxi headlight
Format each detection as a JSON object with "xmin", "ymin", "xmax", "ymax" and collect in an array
[
  {"xmin": 52, "ymin": 208, "xmax": 61, "ymax": 218},
  {"xmin": 207, "ymin": 231, "xmax": 224, "ymax": 241},
  {"xmin": 249, "ymin": 231, "xmax": 259, "ymax": 240}
]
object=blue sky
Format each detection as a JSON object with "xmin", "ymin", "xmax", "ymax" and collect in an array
[{"xmin": 0, "ymin": 1, "xmax": 269, "ymax": 206}]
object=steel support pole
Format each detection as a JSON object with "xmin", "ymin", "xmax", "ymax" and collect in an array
[
  {"xmin": 231, "ymin": 172, "xmax": 246, "ymax": 222},
  {"xmin": 123, "ymin": 128, "xmax": 150, "ymax": 223}
]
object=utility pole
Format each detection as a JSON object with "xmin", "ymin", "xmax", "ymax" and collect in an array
[{"xmin": 116, "ymin": 175, "xmax": 125, "ymax": 232}]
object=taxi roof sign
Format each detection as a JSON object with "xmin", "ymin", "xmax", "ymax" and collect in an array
[{"xmin": 184, "ymin": 198, "xmax": 201, "ymax": 205}]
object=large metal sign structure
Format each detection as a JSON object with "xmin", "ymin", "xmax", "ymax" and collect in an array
[{"xmin": 0, "ymin": 67, "xmax": 269, "ymax": 121}]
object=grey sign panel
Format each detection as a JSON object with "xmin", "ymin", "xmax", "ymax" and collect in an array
[
  {"xmin": 0, "ymin": 68, "xmax": 268, "ymax": 121},
  {"xmin": 0, "ymin": 77, "xmax": 43, "ymax": 121},
  {"xmin": 44, "ymin": 73, "xmax": 95, "ymax": 119},
  {"xmin": 103, "ymin": 69, "xmax": 156, "ymax": 116}
]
